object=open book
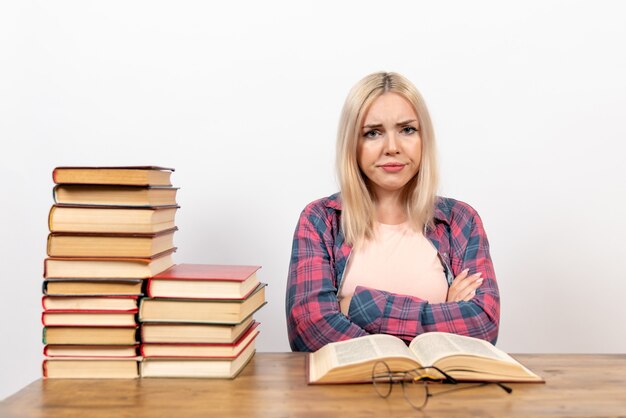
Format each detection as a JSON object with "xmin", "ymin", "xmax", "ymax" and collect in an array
[{"xmin": 308, "ymin": 332, "xmax": 543, "ymax": 384}]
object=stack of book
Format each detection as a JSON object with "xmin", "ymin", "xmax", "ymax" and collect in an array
[
  {"xmin": 42, "ymin": 166, "xmax": 178, "ymax": 378},
  {"xmin": 139, "ymin": 264, "xmax": 266, "ymax": 378}
]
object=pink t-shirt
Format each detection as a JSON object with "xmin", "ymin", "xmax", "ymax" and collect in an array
[{"xmin": 339, "ymin": 222, "xmax": 448, "ymax": 314}]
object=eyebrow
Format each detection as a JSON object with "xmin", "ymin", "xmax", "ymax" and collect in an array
[{"xmin": 362, "ymin": 119, "xmax": 418, "ymax": 130}]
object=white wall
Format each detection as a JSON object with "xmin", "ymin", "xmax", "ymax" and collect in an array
[{"xmin": 2, "ymin": 0, "xmax": 625, "ymax": 400}]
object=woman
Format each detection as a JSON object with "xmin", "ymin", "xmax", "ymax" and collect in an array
[{"xmin": 285, "ymin": 72, "xmax": 499, "ymax": 352}]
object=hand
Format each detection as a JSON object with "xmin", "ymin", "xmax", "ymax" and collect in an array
[{"xmin": 446, "ymin": 268, "xmax": 483, "ymax": 302}]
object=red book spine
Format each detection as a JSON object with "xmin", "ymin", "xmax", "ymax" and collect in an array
[{"xmin": 145, "ymin": 278, "xmax": 154, "ymax": 297}]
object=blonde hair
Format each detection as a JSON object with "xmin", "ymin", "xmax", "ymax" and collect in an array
[{"xmin": 336, "ymin": 72, "xmax": 439, "ymax": 245}]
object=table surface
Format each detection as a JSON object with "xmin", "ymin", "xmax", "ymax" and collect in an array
[{"xmin": 1, "ymin": 353, "xmax": 626, "ymax": 418}]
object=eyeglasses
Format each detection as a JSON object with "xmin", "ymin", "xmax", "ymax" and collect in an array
[{"xmin": 371, "ymin": 361, "xmax": 513, "ymax": 410}]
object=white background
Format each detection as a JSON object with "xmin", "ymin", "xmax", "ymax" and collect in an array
[{"xmin": 1, "ymin": 0, "xmax": 625, "ymax": 401}]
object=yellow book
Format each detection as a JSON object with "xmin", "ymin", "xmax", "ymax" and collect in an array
[
  {"xmin": 52, "ymin": 166, "xmax": 173, "ymax": 186},
  {"xmin": 139, "ymin": 283, "xmax": 266, "ymax": 324},
  {"xmin": 44, "ymin": 248, "xmax": 175, "ymax": 279},
  {"xmin": 48, "ymin": 205, "xmax": 178, "ymax": 234},
  {"xmin": 141, "ymin": 317, "xmax": 256, "ymax": 344},
  {"xmin": 43, "ymin": 358, "xmax": 140, "ymax": 379},
  {"xmin": 141, "ymin": 342, "xmax": 256, "ymax": 379},
  {"xmin": 47, "ymin": 228, "xmax": 177, "ymax": 258},
  {"xmin": 53, "ymin": 185, "xmax": 178, "ymax": 206}
]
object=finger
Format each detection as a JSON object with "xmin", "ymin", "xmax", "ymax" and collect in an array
[
  {"xmin": 449, "ymin": 270, "xmax": 472, "ymax": 290},
  {"xmin": 462, "ymin": 290, "xmax": 476, "ymax": 302},
  {"xmin": 451, "ymin": 272, "xmax": 482, "ymax": 293},
  {"xmin": 456, "ymin": 278, "xmax": 483, "ymax": 301},
  {"xmin": 452, "ymin": 268, "xmax": 470, "ymax": 283},
  {"xmin": 447, "ymin": 272, "xmax": 482, "ymax": 302}
]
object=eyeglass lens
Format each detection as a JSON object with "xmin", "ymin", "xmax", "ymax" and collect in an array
[
  {"xmin": 402, "ymin": 370, "xmax": 429, "ymax": 409},
  {"xmin": 372, "ymin": 361, "xmax": 393, "ymax": 398}
]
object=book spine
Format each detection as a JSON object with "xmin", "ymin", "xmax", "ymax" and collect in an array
[
  {"xmin": 42, "ymin": 327, "xmax": 47, "ymax": 345},
  {"xmin": 42, "ymin": 360, "xmax": 48, "ymax": 378},
  {"xmin": 145, "ymin": 279, "xmax": 153, "ymax": 297},
  {"xmin": 46, "ymin": 234, "xmax": 53, "ymax": 257},
  {"xmin": 47, "ymin": 206, "xmax": 55, "ymax": 233}
]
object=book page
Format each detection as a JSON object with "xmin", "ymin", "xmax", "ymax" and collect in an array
[
  {"xmin": 409, "ymin": 332, "xmax": 515, "ymax": 367},
  {"xmin": 331, "ymin": 334, "xmax": 415, "ymax": 367}
]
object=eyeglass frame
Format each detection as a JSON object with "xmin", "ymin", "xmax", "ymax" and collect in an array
[{"xmin": 371, "ymin": 360, "xmax": 513, "ymax": 411}]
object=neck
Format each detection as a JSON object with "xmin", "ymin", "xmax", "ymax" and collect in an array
[{"xmin": 372, "ymin": 189, "xmax": 407, "ymax": 225}]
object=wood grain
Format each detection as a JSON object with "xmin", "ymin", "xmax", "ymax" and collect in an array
[{"xmin": 1, "ymin": 353, "xmax": 625, "ymax": 418}]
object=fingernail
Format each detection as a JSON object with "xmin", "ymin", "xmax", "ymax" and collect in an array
[
  {"xmin": 463, "ymin": 268, "xmax": 469, "ymax": 273},
  {"xmin": 477, "ymin": 278, "xmax": 484, "ymax": 283}
]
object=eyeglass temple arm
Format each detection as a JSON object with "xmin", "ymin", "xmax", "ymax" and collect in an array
[
  {"xmin": 428, "ymin": 366, "xmax": 512, "ymax": 393},
  {"xmin": 496, "ymin": 382, "xmax": 513, "ymax": 393},
  {"xmin": 429, "ymin": 366, "xmax": 458, "ymax": 384}
]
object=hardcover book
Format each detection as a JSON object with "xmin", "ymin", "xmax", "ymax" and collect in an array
[
  {"xmin": 43, "ymin": 279, "xmax": 143, "ymax": 296},
  {"xmin": 52, "ymin": 166, "xmax": 174, "ymax": 186},
  {"xmin": 140, "ymin": 341, "xmax": 256, "ymax": 379},
  {"xmin": 43, "ymin": 358, "xmax": 140, "ymax": 379},
  {"xmin": 53, "ymin": 184, "xmax": 178, "ymax": 207},
  {"xmin": 139, "ymin": 283, "xmax": 266, "ymax": 324},
  {"xmin": 42, "ymin": 311, "xmax": 137, "ymax": 327},
  {"xmin": 147, "ymin": 264, "xmax": 261, "ymax": 299},
  {"xmin": 48, "ymin": 205, "xmax": 178, "ymax": 234},
  {"xmin": 43, "ymin": 248, "xmax": 175, "ymax": 279},
  {"xmin": 42, "ymin": 296, "xmax": 138, "ymax": 311},
  {"xmin": 44, "ymin": 345, "xmax": 139, "ymax": 358},
  {"xmin": 141, "ymin": 322, "xmax": 259, "ymax": 358},
  {"xmin": 141, "ymin": 317, "xmax": 256, "ymax": 344},
  {"xmin": 47, "ymin": 228, "xmax": 177, "ymax": 258},
  {"xmin": 43, "ymin": 326, "xmax": 138, "ymax": 345}
]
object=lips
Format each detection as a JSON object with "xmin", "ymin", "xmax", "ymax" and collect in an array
[{"xmin": 379, "ymin": 163, "xmax": 406, "ymax": 173}]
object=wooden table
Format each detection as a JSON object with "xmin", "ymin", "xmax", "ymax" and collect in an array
[{"xmin": 1, "ymin": 353, "xmax": 625, "ymax": 417}]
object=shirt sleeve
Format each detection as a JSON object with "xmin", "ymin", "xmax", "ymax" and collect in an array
[
  {"xmin": 346, "ymin": 209, "xmax": 500, "ymax": 345},
  {"xmin": 285, "ymin": 205, "xmax": 368, "ymax": 352}
]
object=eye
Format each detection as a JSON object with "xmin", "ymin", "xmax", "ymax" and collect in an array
[
  {"xmin": 363, "ymin": 129, "xmax": 381, "ymax": 139},
  {"xmin": 401, "ymin": 126, "xmax": 418, "ymax": 135}
]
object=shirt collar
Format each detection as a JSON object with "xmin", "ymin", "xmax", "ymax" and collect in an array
[{"xmin": 324, "ymin": 192, "xmax": 448, "ymax": 222}]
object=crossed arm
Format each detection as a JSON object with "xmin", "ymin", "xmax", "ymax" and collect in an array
[{"xmin": 285, "ymin": 205, "xmax": 500, "ymax": 352}]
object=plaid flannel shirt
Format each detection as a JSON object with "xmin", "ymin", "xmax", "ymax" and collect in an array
[{"xmin": 286, "ymin": 193, "xmax": 500, "ymax": 352}]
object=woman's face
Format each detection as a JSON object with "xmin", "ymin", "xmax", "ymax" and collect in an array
[{"xmin": 357, "ymin": 92, "xmax": 422, "ymax": 199}]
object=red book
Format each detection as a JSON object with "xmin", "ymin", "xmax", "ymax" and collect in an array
[
  {"xmin": 44, "ymin": 344, "xmax": 139, "ymax": 358},
  {"xmin": 42, "ymin": 311, "xmax": 137, "ymax": 327},
  {"xmin": 147, "ymin": 264, "xmax": 261, "ymax": 299},
  {"xmin": 42, "ymin": 296, "xmax": 139, "ymax": 312},
  {"xmin": 140, "ymin": 322, "xmax": 260, "ymax": 358}
]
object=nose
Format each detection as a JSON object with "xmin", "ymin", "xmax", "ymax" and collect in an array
[{"xmin": 384, "ymin": 132, "xmax": 400, "ymax": 155}]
